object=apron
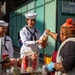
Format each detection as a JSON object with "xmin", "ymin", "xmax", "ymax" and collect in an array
[{"xmin": 55, "ymin": 38, "xmax": 75, "ymax": 75}]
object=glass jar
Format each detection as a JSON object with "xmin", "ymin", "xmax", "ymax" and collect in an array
[
  {"xmin": 11, "ymin": 67, "xmax": 20, "ymax": 75},
  {"xmin": 10, "ymin": 58, "xmax": 17, "ymax": 67},
  {"xmin": 31, "ymin": 54, "xmax": 37, "ymax": 71},
  {"xmin": 21, "ymin": 56, "xmax": 28, "ymax": 71},
  {"xmin": 17, "ymin": 58, "xmax": 22, "ymax": 68}
]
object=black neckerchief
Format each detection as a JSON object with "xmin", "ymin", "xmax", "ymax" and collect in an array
[
  {"xmin": 3, "ymin": 36, "xmax": 10, "ymax": 51},
  {"xmin": 26, "ymin": 26, "xmax": 37, "ymax": 41}
]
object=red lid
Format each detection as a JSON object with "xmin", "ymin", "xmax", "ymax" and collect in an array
[{"xmin": 2, "ymin": 54, "xmax": 9, "ymax": 59}]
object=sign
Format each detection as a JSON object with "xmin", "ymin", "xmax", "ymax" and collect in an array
[{"xmin": 62, "ymin": 1, "xmax": 75, "ymax": 14}]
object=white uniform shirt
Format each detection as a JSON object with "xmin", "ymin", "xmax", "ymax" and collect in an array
[
  {"xmin": 20, "ymin": 25, "xmax": 41, "ymax": 58},
  {"xmin": 0, "ymin": 35, "xmax": 14, "ymax": 58}
]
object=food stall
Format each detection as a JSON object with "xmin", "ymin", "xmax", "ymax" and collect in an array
[
  {"xmin": 0, "ymin": 31, "xmax": 49, "ymax": 75},
  {"xmin": 1, "ymin": 54, "xmax": 42, "ymax": 75},
  {"xmin": 0, "ymin": 39, "xmax": 42, "ymax": 75}
]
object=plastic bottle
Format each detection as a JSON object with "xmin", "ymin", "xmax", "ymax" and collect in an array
[
  {"xmin": 10, "ymin": 58, "xmax": 17, "ymax": 67},
  {"xmin": 39, "ymin": 31, "xmax": 48, "ymax": 48}
]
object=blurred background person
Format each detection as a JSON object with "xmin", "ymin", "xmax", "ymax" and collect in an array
[{"xmin": 0, "ymin": 20, "xmax": 14, "ymax": 58}]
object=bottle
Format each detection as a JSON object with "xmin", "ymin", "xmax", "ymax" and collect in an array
[
  {"xmin": 39, "ymin": 31, "xmax": 48, "ymax": 48},
  {"xmin": 10, "ymin": 58, "xmax": 17, "ymax": 67},
  {"xmin": 11, "ymin": 67, "xmax": 20, "ymax": 75},
  {"xmin": 31, "ymin": 54, "xmax": 37, "ymax": 71},
  {"xmin": 42, "ymin": 32, "xmax": 48, "ymax": 48},
  {"xmin": 17, "ymin": 58, "xmax": 22, "ymax": 68},
  {"xmin": 21, "ymin": 56, "xmax": 28, "ymax": 71}
]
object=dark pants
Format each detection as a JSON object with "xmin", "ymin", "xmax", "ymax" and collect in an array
[{"xmin": 19, "ymin": 40, "xmax": 23, "ymax": 48}]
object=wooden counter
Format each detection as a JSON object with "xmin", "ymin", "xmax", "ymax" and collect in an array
[
  {"xmin": 6, "ymin": 71, "xmax": 42, "ymax": 75},
  {"xmin": 4, "ymin": 67, "xmax": 42, "ymax": 75}
]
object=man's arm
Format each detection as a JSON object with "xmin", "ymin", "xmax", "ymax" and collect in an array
[{"xmin": 45, "ymin": 29, "xmax": 58, "ymax": 40}]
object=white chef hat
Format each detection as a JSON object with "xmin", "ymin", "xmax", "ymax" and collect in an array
[
  {"xmin": 0, "ymin": 20, "xmax": 9, "ymax": 26},
  {"xmin": 25, "ymin": 13, "xmax": 37, "ymax": 19}
]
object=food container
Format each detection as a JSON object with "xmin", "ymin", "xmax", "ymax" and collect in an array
[
  {"xmin": 10, "ymin": 58, "xmax": 17, "ymax": 67},
  {"xmin": 2, "ymin": 54, "xmax": 11, "ymax": 68},
  {"xmin": 31, "ymin": 54, "xmax": 37, "ymax": 70},
  {"xmin": 21, "ymin": 56, "xmax": 28, "ymax": 71},
  {"xmin": 17, "ymin": 58, "xmax": 22, "ymax": 67},
  {"xmin": 11, "ymin": 67, "xmax": 20, "ymax": 75}
]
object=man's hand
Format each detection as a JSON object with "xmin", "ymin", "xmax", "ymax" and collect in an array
[
  {"xmin": 45, "ymin": 29, "xmax": 51, "ymax": 35},
  {"xmin": 37, "ymin": 40, "xmax": 47, "ymax": 48},
  {"xmin": 36, "ymin": 40, "xmax": 43, "ymax": 44}
]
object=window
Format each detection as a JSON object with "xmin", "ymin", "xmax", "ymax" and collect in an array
[
  {"xmin": 14, "ymin": 0, "xmax": 29, "ymax": 6},
  {"xmin": 62, "ymin": 0, "xmax": 75, "ymax": 2}
]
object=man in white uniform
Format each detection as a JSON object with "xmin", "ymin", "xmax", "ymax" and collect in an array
[
  {"xmin": 20, "ymin": 13, "xmax": 44, "ymax": 58},
  {"xmin": 0, "ymin": 20, "xmax": 14, "ymax": 58}
]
